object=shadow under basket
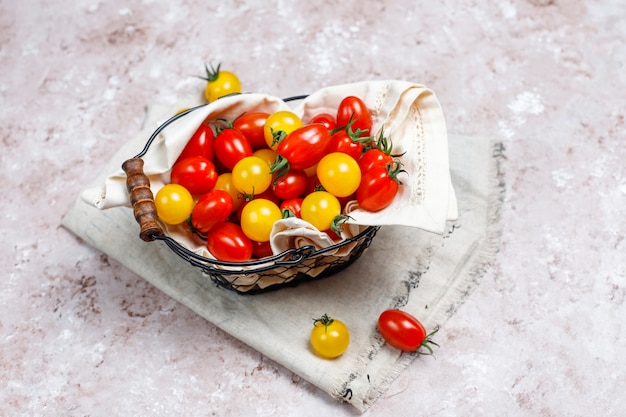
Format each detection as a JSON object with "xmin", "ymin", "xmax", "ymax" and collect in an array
[{"xmin": 120, "ymin": 102, "xmax": 381, "ymax": 295}]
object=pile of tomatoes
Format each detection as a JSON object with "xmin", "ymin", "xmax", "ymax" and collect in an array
[{"xmin": 153, "ymin": 91, "xmax": 406, "ymax": 263}]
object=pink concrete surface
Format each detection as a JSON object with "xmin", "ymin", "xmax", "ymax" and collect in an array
[{"xmin": 2, "ymin": 1, "xmax": 625, "ymax": 416}]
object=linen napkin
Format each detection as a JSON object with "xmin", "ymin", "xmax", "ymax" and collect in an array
[{"xmin": 62, "ymin": 90, "xmax": 504, "ymax": 411}]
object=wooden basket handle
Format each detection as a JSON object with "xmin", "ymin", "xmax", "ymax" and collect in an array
[{"xmin": 122, "ymin": 158, "xmax": 163, "ymax": 242}]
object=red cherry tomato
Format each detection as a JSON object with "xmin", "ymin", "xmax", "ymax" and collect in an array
[
  {"xmin": 170, "ymin": 156, "xmax": 218, "ymax": 196},
  {"xmin": 190, "ymin": 190, "xmax": 233, "ymax": 235},
  {"xmin": 214, "ymin": 128, "xmax": 253, "ymax": 170},
  {"xmin": 252, "ymin": 239, "xmax": 273, "ymax": 258},
  {"xmin": 358, "ymin": 148, "xmax": 393, "ymax": 173},
  {"xmin": 356, "ymin": 162, "xmax": 404, "ymax": 212},
  {"xmin": 336, "ymin": 96, "xmax": 372, "ymax": 137},
  {"xmin": 271, "ymin": 169, "xmax": 308, "ymax": 200},
  {"xmin": 233, "ymin": 112, "xmax": 270, "ymax": 150},
  {"xmin": 273, "ymin": 124, "xmax": 331, "ymax": 172},
  {"xmin": 176, "ymin": 123, "xmax": 215, "ymax": 163},
  {"xmin": 206, "ymin": 222, "xmax": 253, "ymax": 262},
  {"xmin": 280, "ymin": 197, "xmax": 303, "ymax": 218},
  {"xmin": 329, "ymin": 129, "xmax": 364, "ymax": 161},
  {"xmin": 309, "ymin": 113, "xmax": 337, "ymax": 131},
  {"xmin": 377, "ymin": 309, "xmax": 439, "ymax": 354}
]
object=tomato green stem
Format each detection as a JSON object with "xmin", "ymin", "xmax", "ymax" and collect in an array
[
  {"xmin": 199, "ymin": 62, "xmax": 221, "ymax": 82},
  {"xmin": 416, "ymin": 326, "xmax": 440, "ymax": 355},
  {"xmin": 313, "ymin": 314, "xmax": 334, "ymax": 333}
]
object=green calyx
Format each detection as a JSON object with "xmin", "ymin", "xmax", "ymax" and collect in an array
[
  {"xmin": 386, "ymin": 160, "xmax": 407, "ymax": 185},
  {"xmin": 269, "ymin": 155, "xmax": 290, "ymax": 179},
  {"xmin": 374, "ymin": 128, "xmax": 405, "ymax": 158},
  {"xmin": 313, "ymin": 314, "xmax": 334, "ymax": 333},
  {"xmin": 416, "ymin": 326, "xmax": 440, "ymax": 355},
  {"xmin": 199, "ymin": 62, "xmax": 222, "ymax": 82},
  {"xmin": 330, "ymin": 214, "xmax": 353, "ymax": 236}
]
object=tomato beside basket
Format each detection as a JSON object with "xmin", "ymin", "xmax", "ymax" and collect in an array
[{"xmin": 122, "ymin": 97, "xmax": 381, "ymax": 294}]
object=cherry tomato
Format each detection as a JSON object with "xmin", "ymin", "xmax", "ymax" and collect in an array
[
  {"xmin": 190, "ymin": 190, "xmax": 233, "ymax": 235},
  {"xmin": 253, "ymin": 148, "xmax": 277, "ymax": 167},
  {"xmin": 170, "ymin": 156, "xmax": 218, "ymax": 196},
  {"xmin": 264, "ymin": 111, "xmax": 302, "ymax": 150},
  {"xmin": 214, "ymin": 128, "xmax": 253, "ymax": 171},
  {"xmin": 212, "ymin": 173, "xmax": 243, "ymax": 212},
  {"xmin": 336, "ymin": 96, "xmax": 372, "ymax": 137},
  {"xmin": 240, "ymin": 198, "xmax": 282, "ymax": 242},
  {"xmin": 310, "ymin": 314, "xmax": 350, "ymax": 359},
  {"xmin": 233, "ymin": 112, "xmax": 270, "ymax": 149},
  {"xmin": 202, "ymin": 63, "xmax": 242, "ymax": 103},
  {"xmin": 358, "ymin": 130, "xmax": 399, "ymax": 172},
  {"xmin": 316, "ymin": 152, "xmax": 361, "ymax": 198},
  {"xmin": 176, "ymin": 123, "xmax": 215, "ymax": 163},
  {"xmin": 358, "ymin": 148, "xmax": 393, "ymax": 173},
  {"xmin": 154, "ymin": 184, "xmax": 195, "ymax": 225},
  {"xmin": 301, "ymin": 191, "xmax": 341, "ymax": 231},
  {"xmin": 309, "ymin": 113, "xmax": 337, "ymax": 131},
  {"xmin": 231, "ymin": 156, "xmax": 272, "ymax": 196},
  {"xmin": 377, "ymin": 310, "xmax": 439, "ymax": 354},
  {"xmin": 356, "ymin": 162, "xmax": 404, "ymax": 212},
  {"xmin": 206, "ymin": 222, "xmax": 253, "ymax": 262},
  {"xmin": 329, "ymin": 129, "xmax": 364, "ymax": 161},
  {"xmin": 273, "ymin": 124, "xmax": 332, "ymax": 173},
  {"xmin": 280, "ymin": 198, "xmax": 303, "ymax": 218},
  {"xmin": 252, "ymin": 240, "xmax": 273, "ymax": 258},
  {"xmin": 271, "ymin": 169, "xmax": 308, "ymax": 200}
]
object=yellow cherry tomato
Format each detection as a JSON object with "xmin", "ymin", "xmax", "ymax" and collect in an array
[
  {"xmin": 202, "ymin": 63, "xmax": 241, "ymax": 102},
  {"xmin": 212, "ymin": 173, "xmax": 243, "ymax": 212},
  {"xmin": 316, "ymin": 152, "xmax": 361, "ymax": 197},
  {"xmin": 154, "ymin": 184, "xmax": 195, "ymax": 224},
  {"xmin": 253, "ymin": 148, "xmax": 277, "ymax": 167},
  {"xmin": 240, "ymin": 198, "xmax": 282, "ymax": 242},
  {"xmin": 263, "ymin": 111, "xmax": 302, "ymax": 150},
  {"xmin": 301, "ymin": 191, "xmax": 341, "ymax": 231},
  {"xmin": 310, "ymin": 314, "xmax": 350, "ymax": 359},
  {"xmin": 231, "ymin": 156, "xmax": 272, "ymax": 196}
]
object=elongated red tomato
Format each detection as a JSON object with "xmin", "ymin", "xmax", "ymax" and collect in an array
[
  {"xmin": 214, "ymin": 128, "xmax": 253, "ymax": 170},
  {"xmin": 309, "ymin": 113, "xmax": 337, "ymax": 131},
  {"xmin": 233, "ymin": 112, "xmax": 270, "ymax": 150},
  {"xmin": 377, "ymin": 310, "xmax": 439, "ymax": 354},
  {"xmin": 358, "ymin": 148, "xmax": 393, "ymax": 173},
  {"xmin": 357, "ymin": 162, "xmax": 404, "ymax": 212},
  {"xmin": 176, "ymin": 123, "xmax": 215, "ymax": 163},
  {"xmin": 170, "ymin": 156, "xmax": 218, "ymax": 196},
  {"xmin": 271, "ymin": 169, "xmax": 308, "ymax": 200},
  {"xmin": 273, "ymin": 124, "xmax": 331, "ymax": 171},
  {"xmin": 191, "ymin": 190, "xmax": 233, "ymax": 234},
  {"xmin": 206, "ymin": 222, "xmax": 253, "ymax": 262},
  {"xmin": 329, "ymin": 129, "xmax": 364, "ymax": 161},
  {"xmin": 336, "ymin": 96, "xmax": 372, "ymax": 137},
  {"xmin": 280, "ymin": 197, "xmax": 303, "ymax": 218}
]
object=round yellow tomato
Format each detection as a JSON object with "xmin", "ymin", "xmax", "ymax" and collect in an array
[
  {"xmin": 316, "ymin": 152, "xmax": 361, "ymax": 197},
  {"xmin": 310, "ymin": 314, "xmax": 350, "ymax": 359},
  {"xmin": 154, "ymin": 183, "xmax": 195, "ymax": 224},
  {"xmin": 263, "ymin": 111, "xmax": 302, "ymax": 150},
  {"xmin": 202, "ymin": 63, "xmax": 241, "ymax": 102},
  {"xmin": 240, "ymin": 198, "xmax": 282, "ymax": 242},
  {"xmin": 301, "ymin": 191, "xmax": 341, "ymax": 231},
  {"xmin": 212, "ymin": 173, "xmax": 243, "ymax": 212},
  {"xmin": 231, "ymin": 156, "xmax": 272, "ymax": 196}
]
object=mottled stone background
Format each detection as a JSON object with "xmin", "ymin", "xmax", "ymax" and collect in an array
[{"xmin": 2, "ymin": 1, "xmax": 625, "ymax": 416}]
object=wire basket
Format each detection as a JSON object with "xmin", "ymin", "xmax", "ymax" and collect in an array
[{"xmin": 121, "ymin": 96, "xmax": 380, "ymax": 294}]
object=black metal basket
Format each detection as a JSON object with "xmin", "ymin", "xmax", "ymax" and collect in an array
[{"xmin": 122, "ymin": 96, "xmax": 380, "ymax": 294}]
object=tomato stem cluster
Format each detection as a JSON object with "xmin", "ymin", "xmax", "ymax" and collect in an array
[{"xmin": 313, "ymin": 313, "xmax": 335, "ymax": 333}]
